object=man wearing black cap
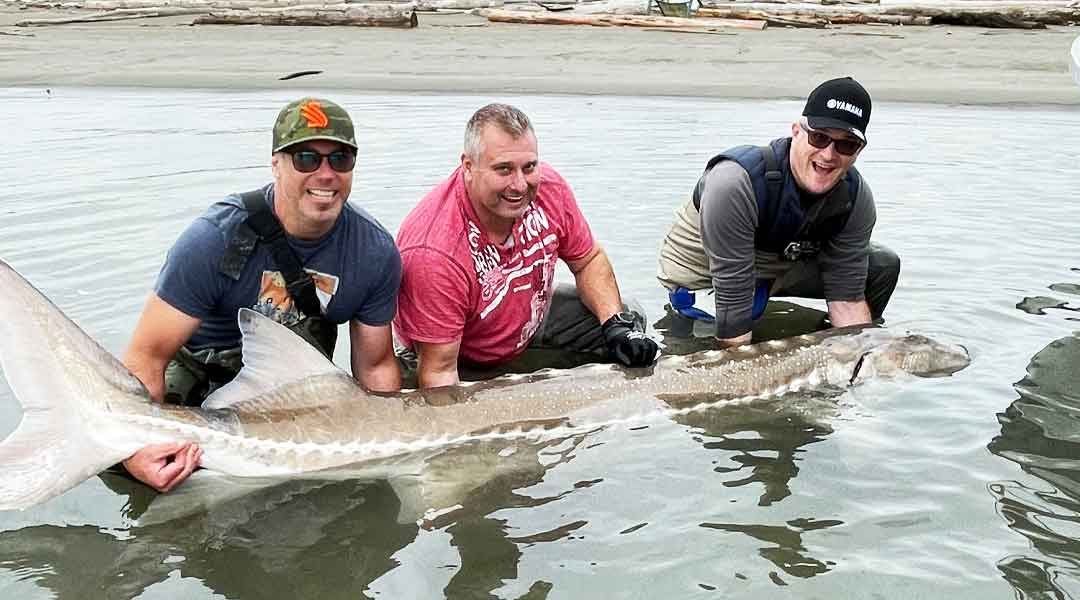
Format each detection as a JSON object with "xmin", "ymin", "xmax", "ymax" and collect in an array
[{"xmin": 657, "ymin": 77, "xmax": 900, "ymax": 348}]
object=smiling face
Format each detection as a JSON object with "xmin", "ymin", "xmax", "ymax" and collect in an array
[
  {"xmin": 789, "ymin": 119, "xmax": 862, "ymax": 196},
  {"xmin": 461, "ymin": 124, "xmax": 540, "ymax": 242},
  {"xmin": 271, "ymin": 139, "xmax": 354, "ymax": 240}
]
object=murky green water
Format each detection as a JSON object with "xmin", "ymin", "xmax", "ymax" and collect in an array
[{"xmin": 0, "ymin": 88, "xmax": 1077, "ymax": 599}]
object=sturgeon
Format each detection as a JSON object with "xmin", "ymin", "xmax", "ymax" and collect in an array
[{"xmin": 0, "ymin": 259, "xmax": 969, "ymax": 511}]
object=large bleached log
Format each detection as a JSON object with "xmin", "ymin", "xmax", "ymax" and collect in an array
[
  {"xmin": 572, "ymin": 0, "xmax": 654, "ymax": 15},
  {"xmin": 822, "ymin": 12, "xmax": 927, "ymax": 23},
  {"xmin": 413, "ymin": 0, "xmax": 503, "ymax": 10},
  {"xmin": 699, "ymin": 8, "xmax": 829, "ymax": 25},
  {"xmin": 192, "ymin": 4, "xmax": 419, "ymax": 25},
  {"xmin": 697, "ymin": 6, "xmax": 927, "ymax": 24},
  {"xmin": 17, "ymin": 0, "xmax": 278, "ymax": 7},
  {"xmin": 16, "ymin": 7, "xmax": 206, "ymax": 25},
  {"xmin": 13, "ymin": 0, "xmax": 419, "ymax": 8},
  {"xmin": 878, "ymin": 0, "xmax": 1076, "ymax": 27},
  {"xmin": 698, "ymin": 1, "xmax": 1079, "ymax": 27},
  {"xmin": 479, "ymin": 8, "xmax": 768, "ymax": 28}
]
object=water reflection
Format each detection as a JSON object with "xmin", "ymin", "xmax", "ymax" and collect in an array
[
  {"xmin": 1015, "ymin": 272, "xmax": 1080, "ymax": 320},
  {"xmin": 675, "ymin": 397, "xmax": 836, "ymax": 507},
  {"xmin": 0, "ymin": 478, "xmax": 415, "ymax": 600},
  {"xmin": 699, "ymin": 518, "xmax": 842, "ymax": 579},
  {"xmin": 0, "ymin": 434, "xmax": 585, "ymax": 600},
  {"xmin": 988, "ymin": 333, "xmax": 1080, "ymax": 598},
  {"xmin": 424, "ymin": 435, "xmax": 587, "ymax": 600},
  {"xmin": 673, "ymin": 396, "xmax": 840, "ymax": 580}
]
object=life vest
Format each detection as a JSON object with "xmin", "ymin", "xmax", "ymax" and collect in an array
[{"xmin": 693, "ymin": 137, "xmax": 861, "ymax": 258}]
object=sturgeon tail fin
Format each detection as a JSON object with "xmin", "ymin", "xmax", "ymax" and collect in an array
[{"xmin": 0, "ymin": 259, "xmax": 149, "ymax": 510}]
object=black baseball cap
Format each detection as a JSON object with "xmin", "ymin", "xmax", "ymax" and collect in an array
[{"xmin": 802, "ymin": 77, "xmax": 871, "ymax": 142}]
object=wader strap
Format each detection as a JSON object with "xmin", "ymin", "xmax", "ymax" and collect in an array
[
  {"xmin": 236, "ymin": 189, "xmax": 324, "ymax": 320},
  {"xmin": 693, "ymin": 144, "xmax": 783, "ymax": 212},
  {"xmin": 760, "ymin": 143, "xmax": 783, "ymax": 210}
]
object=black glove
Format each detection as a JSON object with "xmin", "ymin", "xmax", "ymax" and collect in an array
[{"xmin": 602, "ymin": 312, "xmax": 659, "ymax": 368}]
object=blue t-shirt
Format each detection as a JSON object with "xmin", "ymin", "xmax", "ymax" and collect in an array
[{"xmin": 155, "ymin": 184, "xmax": 401, "ymax": 350}]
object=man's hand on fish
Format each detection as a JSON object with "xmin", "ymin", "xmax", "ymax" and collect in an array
[
  {"xmin": 123, "ymin": 442, "xmax": 202, "ymax": 493},
  {"xmin": 601, "ymin": 314, "xmax": 659, "ymax": 368}
]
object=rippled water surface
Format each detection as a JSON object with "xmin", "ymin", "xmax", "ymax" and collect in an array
[{"xmin": 0, "ymin": 88, "xmax": 1077, "ymax": 599}]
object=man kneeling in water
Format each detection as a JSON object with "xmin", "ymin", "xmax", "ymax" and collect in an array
[
  {"xmin": 657, "ymin": 77, "xmax": 900, "ymax": 347},
  {"xmin": 120, "ymin": 97, "xmax": 402, "ymax": 491},
  {"xmin": 394, "ymin": 103, "xmax": 659, "ymax": 388}
]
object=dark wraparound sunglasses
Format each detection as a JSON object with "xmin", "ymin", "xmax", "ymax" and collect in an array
[
  {"xmin": 286, "ymin": 148, "xmax": 356, "ymax": 173},
  {"xmin": 799, "ymin": 122, "xmax": 863, "ymax": 157}
]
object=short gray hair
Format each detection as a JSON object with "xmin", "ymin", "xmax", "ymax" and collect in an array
[{"xmin": 463, "ymin": 103, "xmax": 534, "ymax": 160}]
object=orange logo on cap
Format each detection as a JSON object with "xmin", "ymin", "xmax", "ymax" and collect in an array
[{"xmin": 300, "ymin": 101, "xmax": 329, "ymax": 129}]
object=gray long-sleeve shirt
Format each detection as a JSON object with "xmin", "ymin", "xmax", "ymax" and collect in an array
[{"xmin": 656, "ymin": 160, "xmax": 876, "ymax": 338}]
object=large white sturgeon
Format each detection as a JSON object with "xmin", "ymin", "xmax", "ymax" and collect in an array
[{"xmin": 0, "ymin": 259, "xmax": 969, "ymax": 511}]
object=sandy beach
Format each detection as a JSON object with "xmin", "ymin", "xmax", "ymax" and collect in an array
[{"xmin": 1, "ymin": 7, "xmax": 1078, "ymax": 105}]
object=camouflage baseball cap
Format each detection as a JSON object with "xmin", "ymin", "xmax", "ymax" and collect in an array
[{"xmin": 272, "ymin": 97, "xmax": 357, "ymax": 153}]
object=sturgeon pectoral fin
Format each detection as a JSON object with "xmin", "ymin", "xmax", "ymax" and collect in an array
[
  {"xmin": 203, "ymin": 308, "xmax": 352, "ymax": 410},
  {"xmin": 134, "ymin": 471, "xmax": 282, "ymax": 527}
]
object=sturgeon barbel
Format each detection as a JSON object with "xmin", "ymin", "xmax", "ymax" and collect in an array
[{"xmin": 0, "ymin": 259, "xmax": 969, "ymax": 510}]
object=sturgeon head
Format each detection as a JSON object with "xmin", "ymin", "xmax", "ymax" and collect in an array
[{"xmin": 818, "ymin": 327, "xmax": 971, "ymax": 384}]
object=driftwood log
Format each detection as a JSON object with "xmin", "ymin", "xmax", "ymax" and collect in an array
[
  {"xmin": 821, "ymin": 12, "xmax": 929, "ymax": 24},
  {"xmin": 12, "ymin": 0, "xmax": 1077, "ymax": 27},
  {"xmin": 702, "ymin": 9, "xmax": 829, "ymax": 26},
  {"xmin": 192, "ymin": 3, "xmax": 419, "ymax": 25},
  {"xmin": 706, "ymin": 0, "xmax": 879, "ymax": 4},
  {"xmin": 16, "ymin": 7, "xmax": 206, "ymax": 25},
  {"xmin": 413, "ymin": 0, "xmax": 504, "ymax": 9},
  {"xmin": 479, "ymin": 8, "xmax": 768, "ymax": 28},
  {"xmin": 698, "ymin": 1, "xmax": 1080, "ymax": 27},
  {"xmin": 15, "ymin": 0, "xmax": 368, "ymax": 7},
  {"xmin": 12, "ymin": 0, "xmax": 542, "ymax": 6},
  {"xmin": 697, "ymin": 7, "xmax": 929, "ymax": 25}
]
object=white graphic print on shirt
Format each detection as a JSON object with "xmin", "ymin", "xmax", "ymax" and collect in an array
[{"xmin": 467, "ymin": 204, "xmax": 559, "ymax": 351}]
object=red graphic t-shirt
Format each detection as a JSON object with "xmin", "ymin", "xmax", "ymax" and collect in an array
[{"xmin": 395, "ymin": 163, "xmax": 595, "ymax": 365}]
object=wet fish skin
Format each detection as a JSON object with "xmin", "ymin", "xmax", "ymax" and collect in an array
[{"xmin": 0, "ymin": 259, "xmax": 969, "ymax": 510}]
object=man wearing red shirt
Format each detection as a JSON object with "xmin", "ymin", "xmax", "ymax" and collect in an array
[{"xmin": 395, "ymin": 103, "xmax": 658, "ymax": 388}]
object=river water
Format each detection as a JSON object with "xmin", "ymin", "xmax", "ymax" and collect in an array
[{"xmin": 0, "ymin": 87, "xmax": 1077, "ymax": 599}]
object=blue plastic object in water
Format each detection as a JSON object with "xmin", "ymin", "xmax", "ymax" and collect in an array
[
  {"xmin": 668, "ymin": 288, "xmax": 715, "ymax": 322},
  {"xmin": 668, "ymin": 282, "xmax": 771, "ymax": 323},
  {"xmin": 751, "ymin": 279, "xmax": 771, "ymax": 321}
]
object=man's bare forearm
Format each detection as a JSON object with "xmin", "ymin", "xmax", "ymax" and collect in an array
[{"xmin": 827, "ymin": 299, "xmax": 872, "ymax": 328}]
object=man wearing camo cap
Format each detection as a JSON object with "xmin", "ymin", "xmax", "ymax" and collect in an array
[{"xmin": 119, "ymin": 97, "xmax": 402, "ymax": 493}]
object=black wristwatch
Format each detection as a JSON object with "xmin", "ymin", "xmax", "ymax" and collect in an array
[{"xmin": 603, "ymin": 311, "xmax": 637, "ymax": 331}]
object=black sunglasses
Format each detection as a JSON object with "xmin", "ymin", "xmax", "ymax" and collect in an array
[
  {"xmin": 799, "ymin": 122, "xmax": 863, "ymax": 157},
  {"xmin": 286, "ymin": 148, "xmax": 356, "ymax": 173}
]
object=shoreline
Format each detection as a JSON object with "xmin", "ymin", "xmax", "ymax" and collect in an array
[{"xmin": 2, "ymin": 9, "xmax": 1078, "ymax": 104}]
